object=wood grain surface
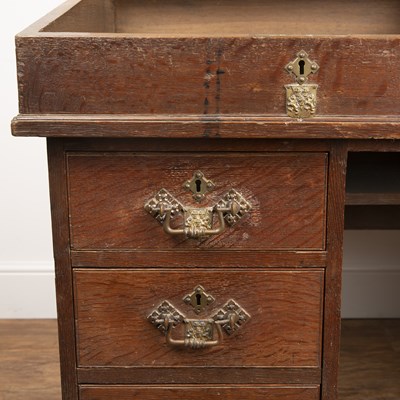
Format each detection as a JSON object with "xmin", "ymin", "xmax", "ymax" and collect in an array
[
  {"xmin": 321, "ymin": 143, "xmax": 348, "ymax": 400},
  {"xmin": 76, "ymin": 367, "xmax": 321, "ymax": 385},
  {"xmin": 47, "ymin": 139, "xmax": 79, "ymax": 400},
  {"xmin": 12, "ymin": 115, "xmax": 400, "ymax": 139},
  {"xmin": 1, "ymin": 319, "xmax": 398, "ymax": 400},
  {"xmin": 40, "ymin": 0, "xmax": 400, "ymax": 35},
  {"xmin": 70, "ymin": 250, "xmax": 327, "ymax": 269},
  {"xmin": 0, "ymin": 320, "xmax": 61, "ymax": 400},
  {"xmin": 15, "ymin": 35, "xmax": 400, "ymax": 117},
  {"xmin": 339, "ymin": 320, "xmax": 400, "ymax": 400},
  {"xmin": 43, "ymin": 0, "xmax": 115, "ymax": 33},
  {"xmin": 112, "ymin": 0, "xmax": 400, "ymax": 35},
  {"xmin": 67, "ymin": 152, "xmax": 327, "ymax": 251},
  {"xmin": 74, "ymin": 269, "xmax": 324, "ymax": 370},
  {"xmin": 79, "ymin": 385, "xmax": 320, "ymax": 400}
]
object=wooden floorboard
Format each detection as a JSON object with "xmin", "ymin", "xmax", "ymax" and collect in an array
[
  {"xmin": 339, "ymin": 319, "xmax": 400, "ymax": 400},
  {"xmin": 0, "ymin": 320, "xmax": 61, "ymax": 400},
  {"xmin": 0, "ymin": 319, "xmax": 399, "ymax": 399}
]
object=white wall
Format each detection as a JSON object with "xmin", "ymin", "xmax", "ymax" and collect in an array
[
  {"xmin": 0, "ymin": 0, "xmax": 64, "ymax": 318},
  {"xmin": 0, "ymin": 0, "xmax": 399, "ymax": 318},
  {"xmin": 342, "ymin": 230, "xmax": 400, "ymax": 318}
]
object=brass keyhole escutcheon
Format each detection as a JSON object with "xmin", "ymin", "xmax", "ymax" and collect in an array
[
  {"xmin": 284, "ymin": 50, "xmax": 320, "ymax": 119},
  {"xmin": 183, "ymin": 171, "xmax": 215, "ymax": 202},
  {"xmin": 285, "ymin": 50, "xmax": 319, "ymax": 84},
  {"xmin": 183, "ymin": 285, "xmax": 215, "ymax": 314}
]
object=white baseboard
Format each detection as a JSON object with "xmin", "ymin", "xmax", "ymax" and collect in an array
[
  {"xmin": 0, "ymin": 263, "xmax": 56, "ymax": 319},
  {"xmin": 0, "ymin": 263, "xmax": 399, "ymax": 319}
]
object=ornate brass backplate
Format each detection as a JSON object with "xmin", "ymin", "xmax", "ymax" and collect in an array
[
  {"xmin": 216, "ymin": 189, "xmax": 252, "ymax": 226},
  {"xmin": 183, "ymin": 207, "xmax": 214, "ymax": 237},
  {"xmin": 148, "ymin": 300, "xmax": 185, "ymax": 334},
  {"xmin": 211, "ymin": 299, "xmax": 251, "ymax": 336},
  {"xmin": 183, "ymin": 319, "xmax": 215, "ymax": 349},
  {"xmin": 285, "ymin": 84, "xmax": 318, "ymax": 119},
  {"xmin": 148, "ymin": 286, "xmax": 250, "ymax": 350},
  {"xmin": 144, "ymin": 171, "xmax": 251, "ymax": 239},
  {"xmin": 284, "ymin": 50, "xmax": 319, "ymax": 119},
  {"xmin": 144, "ymin": 189, "xmax": 183, "ymax": 223}
]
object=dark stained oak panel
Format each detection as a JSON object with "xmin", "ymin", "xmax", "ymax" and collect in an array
[
  {"xmin": 74, "ymin": 269, "xmax": 324, "ymax": 369},
  {"xmin": 11, "ymin": 115, "xmax": 400, "ymax": 140},
  {"xmin": 76, "ymin": 367, "xmax": 321, "ymax": 385},
  {"xmin": 16, "ymin": 36, "xmax": 400, "ymax": 117},
  {"xmin": 79, "ymin": 385, "xmax": 321, "ymax": 400},
  {"xmin": 67, "ymin": 152, "xmax": 327, "ymax": 251}
]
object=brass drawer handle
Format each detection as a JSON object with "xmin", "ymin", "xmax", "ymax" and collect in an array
[
  {"xmin": 144, "ymin": 171, "xmax": 251, "ymax": 240},
  {"xmin": 165, "ymin": 318, "xmax": 224, "ymax": 350},
  {"xmin": 157, "ymin": 200, "xmax": 239, "ymax": 239},
  {"xmin": 148, "ymin": 296, "xmax": 251, "ymax": 350}
]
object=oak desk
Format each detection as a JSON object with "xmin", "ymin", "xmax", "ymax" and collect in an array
[{"xmin": 12, "ymin": 1, "xmax": 400, "ymax": 399}]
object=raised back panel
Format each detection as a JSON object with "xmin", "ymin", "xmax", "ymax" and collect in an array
[
  {"xmin": 114, "ymin": 0, "xmax": 400, "ymax": 35},
  {"xmin": 42, "ymin": 0, "xmax": 115, "ymax": 33}
]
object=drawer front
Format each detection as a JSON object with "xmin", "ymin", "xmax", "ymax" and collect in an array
[
  {"xmin": 68, "ymin": 152, "xmax": 327, "ymax": 251},
  {"xmin": 80, "ymin": 385, "xmax": 321, "ymax": 400},
  {"xmin": 74, "ymin": 269, "xmax": 323, "ymax": 368}
]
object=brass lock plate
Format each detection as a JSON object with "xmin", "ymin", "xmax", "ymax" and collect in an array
[
  {"xmin": 183, "ymin": 285, "xmax": 215, "ymax": 314},
  {"xmin": 183, "ymin": 170, "xmax": 215, "ymax": 202},
  {"xmin": 284, "ymin": 50, "xmax": 319, "ymax": 119},
  {"xmin": 285, "ymin": 50, "xmax": 319, "ymax": 84}
]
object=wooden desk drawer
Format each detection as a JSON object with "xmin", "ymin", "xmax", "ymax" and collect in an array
[
  {"xmin": 68, "ymin": 152, "xmax": 327, "ymax": 251},
  {"xmin": 79, "ymin": 385, "xmax": 321, "ymax": 400},
  {"xmin": 74, "ymin": 269, "xmax": 323, "ymax": 372}
]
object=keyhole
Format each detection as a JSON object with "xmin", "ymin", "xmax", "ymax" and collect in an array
[
  {"xmin": 299, "ymin": 60, "xmax": 305, "ymax": 75},
  {"xmin": 195, "ymin": 179, "xmax": 202, "ymax": 193},
  {"xmin": 196, "ymin": 293, "xmax": 202, "ymax": 306}
]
